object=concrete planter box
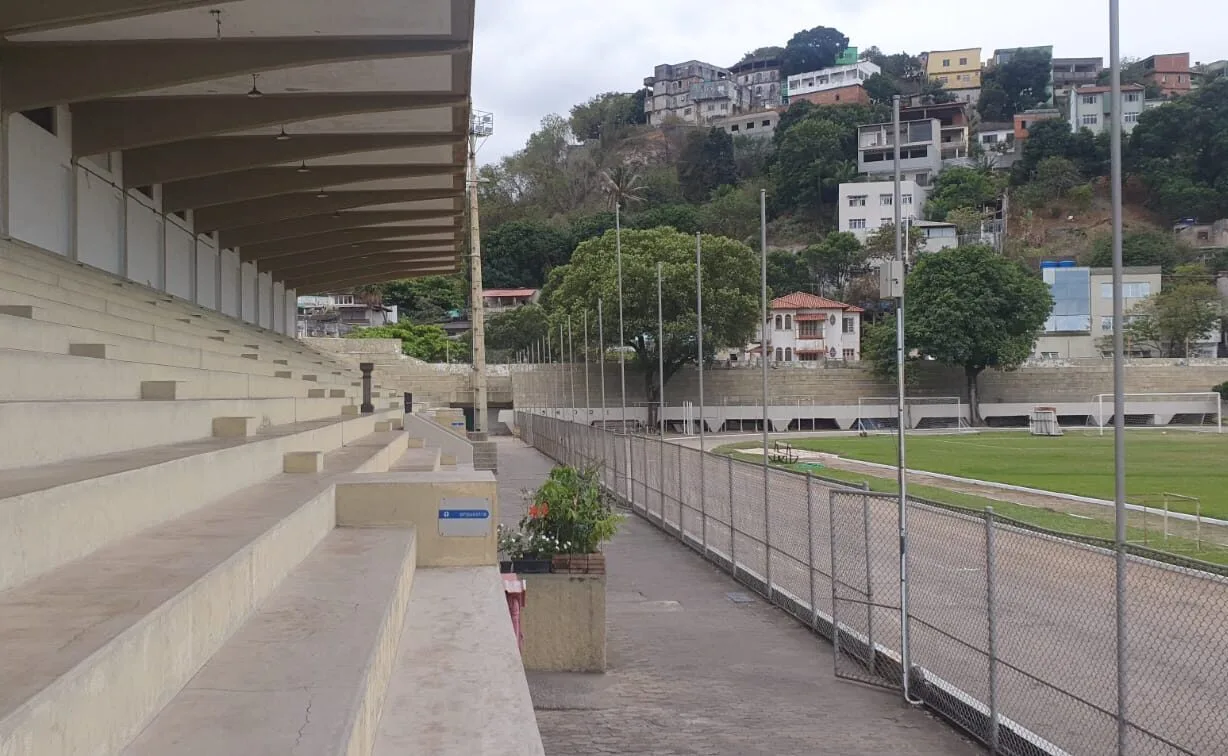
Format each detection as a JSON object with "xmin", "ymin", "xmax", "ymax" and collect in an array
[
  {"xmin": 520, "ymin": 574, "xmax": 606, "ymax": 672},
  {"xmin": 551, "ymin": 553, "xmax": 605, "ymax": 575}
]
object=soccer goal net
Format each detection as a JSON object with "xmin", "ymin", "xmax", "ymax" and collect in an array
[
  {"xmin": 855, "ymin": 396, "xmax": 968, "ymax": 431},
  {"xmin": 1093, "ymin": 392, "xmax": 1223, "ymax": 434}
]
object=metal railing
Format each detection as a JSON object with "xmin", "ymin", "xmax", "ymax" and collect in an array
[{"xmin": 518, "ymin": 411, "xmax": 1228, "ymax": 756}]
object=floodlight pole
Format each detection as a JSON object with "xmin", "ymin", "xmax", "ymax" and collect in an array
[
  {"xmin": 467, "ymin": 109, "xmax": 494, "ymax": 435},
  {"xmin": 1108, "ymin": 1, "xmax": 1129, "ymax": 750}
]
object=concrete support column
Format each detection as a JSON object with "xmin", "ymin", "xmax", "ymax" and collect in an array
[{"xmin": 360, "ymin": 362, "xmax": 374, "ymax": 414}]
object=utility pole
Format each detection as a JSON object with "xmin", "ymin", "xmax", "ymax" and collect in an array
[{"xmin": 467, "ymin": 109, "xmax": 494, "ymax": 436}]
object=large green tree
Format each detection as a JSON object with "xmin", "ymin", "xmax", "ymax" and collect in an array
[
  {"xmin": 767, "ymin": 250, "xmax": 811, "ymax": 298},
  {"xmin": 347, "ymin": 322, "xmax": 453, "ymax": 362},
  {"xmin": 380, "ymin": 275, "xmax": 465, "ymax": 323},
  {"xmin": 880, "ymin": 245, "xmax": 1054, "ymax": 423},
  {"xmin": 924, "ymin": 166, "xmax": 1005, "ymax": 221},
  {"xmin": 780, "ymin": 26, "xmax": 850, "ymax": 76},
  {"xmin": 773, "ymin": 118, "xmax": 847, "ymax": 218},
  {"xmin": 485, "ymin": 303, "xmax": 551, "ymax": 354},
  {"xmin": 569, "ymin": 92, "xmax": 644, "ymax": 141},
  {"xmin": 547, "ymin": 228, "xmax": 759, "ymax": 417},
  {"xmin": 677, "ymin": 128, "xmax": 737, "ymax": 203},
  {"xmin": 977, "ymin": 48, "xmax": 1052, "ymax": 120},
  {"xmin": 1085, "ymin": 229, "xmax": 1194, "ymax": 274},
  {"xmin": 1116, "ymin": 268, "xmax": 1222, "ymax": 357},
  {"xmin": 803, "ymin": 231, "xmax": 866, "ymax": 293},
  {"xmin": 483, "ymin": 220, "xmax": 575, "ymax": 288}
]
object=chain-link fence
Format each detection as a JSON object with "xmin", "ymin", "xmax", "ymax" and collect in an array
[{"xmin": 517, "ymin": 410, "xmax": 1228, "ymax": 756}]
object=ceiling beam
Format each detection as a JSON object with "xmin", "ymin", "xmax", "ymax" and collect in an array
[
  {"xmin": 163, "ymin": 164, "xmax": 463, "ymax": 212},
  {"xmin": 1, "ymin": 39, "xmax": 466, "ymax": 111},
  {"xmin": 0, "ymin": 0, "xmax": 237, "ymax": 33},
  {"xmin": 288, "ymin": 263, "xmax": 457, "ymax": 292},
  {"xmin": 121, "ymin": 133, "xmax": 465, "ymax": 186},
  {"xmin": 259, "ymin": 245, "xmax": 457, "ymax": 274},
  {"xmin": 195, "ymin": 189, "xmax": 460, "ymax": 232},
  {"xmin": 264, "ymin": 252, "xmax": 457, "ymax": 278},
  {"xmin": 237, "ymin": 225, "xmax": 459, "ymax": 261},
  {"xmin": 248, "ymin": 239, "xmax": 456, "ymax": 266},
  {"xmin": 73, "ymin": 92, "xmax": 465, "ymax": 154}
]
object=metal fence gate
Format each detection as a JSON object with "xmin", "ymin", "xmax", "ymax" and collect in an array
[{"xmin": 830, "ymin": 489, "xmax": 903, "ymax": 690}]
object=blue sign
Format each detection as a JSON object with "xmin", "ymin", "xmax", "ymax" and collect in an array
[{"xmin": 439, "ymin": 509, "xmax": 490, "ymax": 520}]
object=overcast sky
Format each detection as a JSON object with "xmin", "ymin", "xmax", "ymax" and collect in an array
[{"xmin": 471, "ymin": 0, "xmax": 1223, "ymax": 163}]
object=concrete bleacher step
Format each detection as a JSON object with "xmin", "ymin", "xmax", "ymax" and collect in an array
[
  {"xmin": 372, "ymin": 567, "xmax": 545, "ymax": 756},
  {"xmin": 0, "ymin": 428, "xmax": 408, "ymax": 756},
  {"xmin": 0, "ymin": 396, "xmax": 354, "ymax": 469},
  {"xmin": 389, "ymin": 446, "xmax": 442, "ymax": 472},
  {"xmin": 0, "ymin": 409, "xmax": 401, "ymax": 593},
  {"xmin": 123, "ymin": 527, "xmax": 417, "ymax": 756},
  {"xmin": 0, "ymin": 347, "xmax": 355, "ymax": 401}
]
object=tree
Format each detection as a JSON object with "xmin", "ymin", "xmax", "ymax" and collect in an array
[
  {"xmin": 569, "ymin": 92, "xmax": 641, "ymax": 141},
  {"xmin": 547, "ymin": 228, "xmax": 759, "ymax": 420},
  {"xmin": 886, "ymin": 246, "xmax": 1054, "ymax": 423},
  {"xmin": 773, "ymin": 118, "xmax": 845, "ymax": 217},
  {"xmin": 485, "ymin": 303, "xmax": 550, "ymax": 353},
  {"xmin": 732, "ymin": 134, "xmax": 774, "ymax": 180},
  {"xmin": 804, "ymin": 231, "xmax": 867, "ymax": 294},
  {"xmin": 1117, "ymin": 266, "xmax": 1221, "ymax": 356},
  {"xmin": 630, "ymin": 203, "xmax": 703, "ymax": 234},
  {"xmin": 347, "ymin": 322, "xmax": 453, "ymax": 362},
  {"xmin": 924, "ymin": 166, "xmax": 1004, "ymax": 221},
  {"xmin": 978, "ymin": 48, "xmax": 1052, "ymax": 119},
  {"xmin": 767, "ymin": 250, "xmax": 811, "ymax": 298},
  {"xmin": 598, "ymin": 164, "xmax": 647, "ymax": 210},
  {"xmin": 380, "ymin": 275, "xmax": 465, "ymax": 323},
  {"xmin": 780, "ymin": 26, "xmax": 850, "ymax": 76},
  {"xmin": 1085, "ymin": 229, "xmax": 1194, "ymax": 274},
  {"xmin": 918, "ymin": 78, "xmax": 957, "ymax": 104},
  {"xmin": 1012, "ymin": 119, "xmax": 1110, "ymax": 184},
  {"xmin": 863, "ymin": 222, "xmax": 924, "ymax": 263},
  {"xmin": 482, "ymin": 220, "xmax": 576, "ymax": 288},
  {"xmin": 698, "ymin": 184, "xmax": 763, "ymax": 243},
  {"xmin": 863, "ymin": 73, "xmax": 901, "ymax": 105},
  {"xmin": 677, "ymin": 128, "xmax": 737, "ymax": 203},
  {"xmin": 739, "ymin": 46, "xmax": 785, "ymax": 64}
]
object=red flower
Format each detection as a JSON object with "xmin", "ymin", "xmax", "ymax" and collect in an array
[{"xmin": 529, "ymin": 501, "xmax": 549, "ymax": 519}]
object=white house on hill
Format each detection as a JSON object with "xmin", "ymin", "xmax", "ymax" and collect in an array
[{"xmin": 752, "ymin": 292, "xmax": 864, "ymax": 363}]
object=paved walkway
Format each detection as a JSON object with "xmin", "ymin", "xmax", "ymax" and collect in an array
[{"xmin": 495, "ymin": 438, "xmax": 981, "ymax": 756}]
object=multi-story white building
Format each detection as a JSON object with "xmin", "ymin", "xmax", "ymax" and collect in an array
[
  {"xmin": 642, "ymin": 60, "xmax": 736, "ymax": 126},
  {"xmin": 713, "ymin": 111, "xmax": 780, "ymax": 139},
  {"xmin": 753, "ymin": 292, "xmax": 864, "ymax": 363},
  {"xmin": 296, "ymin": 294, "xmax": 397, "ymax": 337},
  {"xmin": 1068, "ymin": 84, "xmax": 1145, "ymax": 135},
  {"xmin": 786, "ymin": 61, "xmax": 880, "ymax": 99},
  {"xmin": 857, "ymin": 119, "xmax": 943, "ymax": 185},
  {"xmin": 838, "ymin": 180, "xmax": 926, "ymax": 242},
  {"xmin": 1033, "ymin": 264, "xmax": 1162, "ymax": 359}
]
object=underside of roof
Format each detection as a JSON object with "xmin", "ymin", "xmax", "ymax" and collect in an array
[{"xmin": 0, "ymin": 0, "xmax": 474, "ymax": 292}]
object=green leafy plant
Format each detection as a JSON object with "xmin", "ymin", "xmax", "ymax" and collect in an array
[{"xmin": 520, "ymin": 465, "xmax": 623, "ymax": 554}]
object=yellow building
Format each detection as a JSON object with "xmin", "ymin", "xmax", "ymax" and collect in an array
[{"xmin": 924, "ymin": 47, "xmax": 982, "ymax": 102}]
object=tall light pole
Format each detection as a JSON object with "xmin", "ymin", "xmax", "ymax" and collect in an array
[
  {"xmin": 657, "ymin": 261, "xmax": 666, "ymax": 437},
  {"xmin": 598, "ymin": 297, "xmax": 607, "ymax": 422},
  {"xmin": 568, "ymin": 314, "xmax": 576, "ymax": 421},
  {"xmin": 892, "ymin": 94, "xmax": 918, "ymax": 707},
  {"xmin": 467, "ymin": 109, "xmax": 494, "ymax": 436},
  {"xmin": 1108, "ymin": 0, "xmax": 1128, "ymax": 749},
  {"xmin": 760, "ymin": 188, "xmax": 771, "ymax": 595},
  {"xmin": 583, "ymin": 309, "xmax": 591, "ymax": 426},
  {"xmin": 696, "ymin": 232, "xmax": 705, "ymax": 449}
]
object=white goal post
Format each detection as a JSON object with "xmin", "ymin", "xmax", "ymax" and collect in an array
[
  {"xmin": 1093, "ymin": 392, "xmax": 1223, "ymax": 434},
  {"xmin": 856, "ymin": 396, "xmax": 967, "ymax": 431}
]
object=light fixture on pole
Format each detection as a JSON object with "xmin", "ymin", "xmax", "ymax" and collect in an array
[
  {"xmin": 276, "ymin": 125, "xmax": 291, "ymax": 141},
  {"xmin": 246, "ymin": 73, "xmax": 263, "ymax": 99},
  {"xmin": 467, "ymin": 109, "xmax": 494, "ymax": 436},
  {"xmin": 296, "ymin": 161, "xmax": 310, "ymax": 174}
]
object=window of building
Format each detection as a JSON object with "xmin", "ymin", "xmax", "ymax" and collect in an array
[
  {"xmin": 720, "ymin": 103, "xmax": 728, "ymax": 111},
  {"xmin": 848, "ymin": 195, "xmax": 866, "ymax": 207},
  {"xmin": 983, "ymin": 133, "xmax": 999, "ymax": 144},
  {"xmin": 942, "ymin": 59, "xmax": 951, "ymax": 67},
  {"xmin": 799, "ymin": 351, "xmax": 819, "ymax": 361},
  {"xmin": 938, "ymin": 75, "xmax": 949, "ymax": 84},
  {"xmin": 1040, "ymin": 351, "xmax": 1061, "ymax": 360},
  {"xmin": 1082, "ymin": 95, "xmax": 1097, "ymax": 105},
  {"xmin": 706, "ymin": 104, "xmax": 715, "ymax": 112},
  {"xmin": 784, "ymin": 347, "xmax": 793, "ymax": 361},
  {"xmin": 1100, "ymin": 282, "xmax": 1151, "ymax": 298},
  {"xmin": 774, "ymin": 347, "xmax": 783, "ymax": 361},
  {"xmin": 784, "ymin": 314, "xmax": 792, "ymax": 330},
  {"xmin": 843, "ymin": 348, "xmax": 856, "ymax": 360},
  {"xmin": 730, "ymin": 124, "xmax": 739, "ymax": 132},
  {"xmin": 848, "ymin": 219, "xmax": 866, "ymax": 230},
  {"xmin": 775, "ymin": 314, "xmax": 783, "ymax": 330},
  {"xmin": 762, "ymin": 120, "xmax": 771, "ymax": 127},
  {"xmin": 746, "ymin": 121, "xmax": 755, "ymax": 129},
  {"xmin": 1082, "ymin": 114, "xmax": 1098, "ymax": 125},
  {"xmin": 881, "ymin": 218, "xmax": 894, "ymax": 226},
  {"xmin": 842, "ymin": 316, "xmax": 855, "ymax": 334},
  {"xmin": 1044, "ymin": 267, "xmax": 1092, "ymax": 333},
  {"xmin": 20, "ymin": 107, "xmax": 57, "ymax": 135},
  {"xmin": 1125, "ymin": 92, "xmax": 1140, "ymax": 102},
  {"xmin": 902, "ymin": 194, "xmax": 912, "ymax": 205},
  {"xmin": 1123, "ymin": 113, "xmax": 1139, "ymax": 123},
  {"xmin": 799, "ymin": 320, "xmax": 821, "ymax": 338},
  {"xmin": 1101, "ymin": 316, "xmax": 1114, "ymax": 332},
  {"xmin": 959, "ymin": 57, "xmax": 968, "ymax": 65},
  {"xmin": 684, "ymin": 108, "xmax": 692, "ymax": 116},
  {"xmin": 880, "ymin": 194, "xmax": 893, "ymax": 205}
]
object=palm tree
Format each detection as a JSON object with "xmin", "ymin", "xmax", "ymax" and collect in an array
[
  {"xmin": 351, "ymin": 284, "xmax": 387, "ymax": 323},
  {"xmin": 599, "ymin": 163, "xmax": 647, "ymax": 211}
]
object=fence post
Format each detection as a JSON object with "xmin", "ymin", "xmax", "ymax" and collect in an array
[
  {"xmin": 863, "ymin": 487, "xmax": 874, "ymax": 671},
  {"xmin": 676, "ymin": 441, "xmax": 684, "ymax": 543},
  {"xmin": 659, "ymin": 433, "xmax": 666, "ymax": 525},
  {"xmin": 728, "ymin": 453, "xmax": 737, "ymax": 578},
  {"xmin": 986, "ymin": 507, "xmax": 1000, "ymax": 754},
  {"xmin": 700, "ymin": 446, "xmax": 708, "ymax": 558},
  {"xmin": 765, "ymin": 463, "xmax": 773, "ymax": 602},
  {"xmin": 807, "ymin": 472, "xmax": 817, "ymax": 629}
]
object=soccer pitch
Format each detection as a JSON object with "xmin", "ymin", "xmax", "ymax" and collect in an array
[{"xmin": 779, "ymin": 430, "xmax": 1228, "ymax": 520}]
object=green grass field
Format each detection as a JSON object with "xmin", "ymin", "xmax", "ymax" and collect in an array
[{"xmin": 767, "ymin": 431, "xmax": 1228, "ymax": 519}]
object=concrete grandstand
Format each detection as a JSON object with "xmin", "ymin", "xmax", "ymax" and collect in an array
[{"xmin": 0, "ymin": 3, "xmax": 543, "ymax": 754}]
